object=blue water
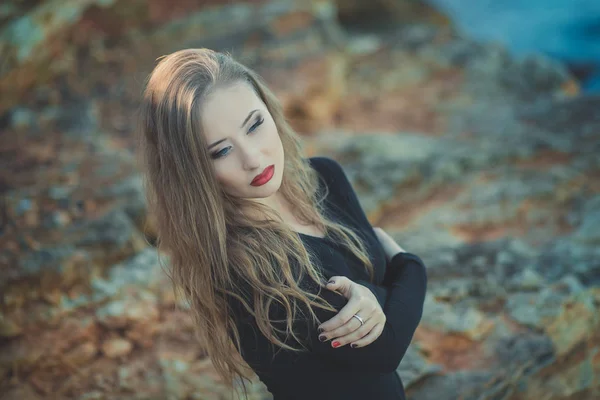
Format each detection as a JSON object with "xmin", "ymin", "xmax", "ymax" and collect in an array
[{"xmin": 426, "ymin": 0, "xmax": 600, "ymax": 92}]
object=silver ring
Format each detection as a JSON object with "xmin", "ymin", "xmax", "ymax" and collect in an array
[{"xmin": 352, "ymin": 314, "xmax": 364, "ymax": 326}]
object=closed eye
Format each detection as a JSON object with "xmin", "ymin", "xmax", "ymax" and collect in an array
[
  {"xmin": 211, "ymin": 115, "xmax": 265, "ymax": 159},
  {"xmin": 249, "ymin": 116, "xmax": 264, "ymax": 133}
]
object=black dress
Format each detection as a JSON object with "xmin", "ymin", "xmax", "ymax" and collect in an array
[{"xmin": 228, "ymin": 156, "xmax": 428, "ymax": 399}]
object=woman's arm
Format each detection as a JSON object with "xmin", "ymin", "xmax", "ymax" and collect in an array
[
  {"xmin": 232, "ymin": 251, "xmax": 427, "ymax": 374},
  {"xmin": 308, "ymin": 251, "xmax": 426, "ymax": 373},
  {"xmin": 319, "ymin": 249, "xmax": 417, "ymax": 349},
  {"xmin": 354, "ymin": 278, "xmax": 389, "ymax": 306}
]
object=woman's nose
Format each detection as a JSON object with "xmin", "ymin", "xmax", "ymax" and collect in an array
[{"xmin": 241, "ymin": 148, "xmax": 262, "ymax": 170}]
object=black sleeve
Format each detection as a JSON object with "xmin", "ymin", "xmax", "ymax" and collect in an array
[
  {"xmin": 354, "ymin": 278, "xmax": 389, "ymax": 306},
  {"xmin": 314, "ymin": 252, "xmax": 426, "ymax": 373},
  {"xmin": 354, "ymin": 249, "xmax": 422, "ymax": 307},
  {"xmin": 233, "ymin": 251, "xmax": 427, "ymax": 374}
]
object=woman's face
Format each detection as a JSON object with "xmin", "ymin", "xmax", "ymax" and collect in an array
[{"xmin": 201, "ymin": 81, "xmax": 285, "ymax": 202}]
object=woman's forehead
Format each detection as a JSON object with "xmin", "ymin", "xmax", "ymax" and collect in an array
[{"xmin": 201, "ymin": 83, "xmax": 262, "ymax": 139}]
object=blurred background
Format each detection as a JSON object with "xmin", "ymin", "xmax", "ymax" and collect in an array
[{"xmin": 1, "ymin": 0, "xmax": 599, "ymax": 399}]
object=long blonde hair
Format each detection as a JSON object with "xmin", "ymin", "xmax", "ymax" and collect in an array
[{"xmin": 136, "ymin": 48, "xmax": 374, "ymax": 399}]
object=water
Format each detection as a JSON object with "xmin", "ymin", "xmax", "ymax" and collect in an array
[{"xmin": 426, "ymin": 0, "xmax": 600, "ymax": 92}]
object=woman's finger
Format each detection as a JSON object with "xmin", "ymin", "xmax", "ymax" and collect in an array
[
  {"xmin": 319, "ymin": 297, "xmax": 377, "ymax": 338},
  {"xmin": 320, "ymin": 311, "xmax": 366, "ymax": 341},
  {"xmin": 325, "ymin": 276, "xmax": 353, "ymax": 297},
  {"xmin": 349, "ymin": 323, "xmax": 384, "ymax": 348},
  {"xmin": 317, "ymin": 296, "xmax": 361, "ymax": 333},
  {"xmin": 318, "ymin": 277, "xmax": 360, "ymax": 332},
  {"xmin": 327, "ymin": 317, "xmax": 379, "ymax": 348}
]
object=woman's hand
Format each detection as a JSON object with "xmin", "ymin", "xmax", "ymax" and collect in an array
[
  {"xmin": 316, "ymin": 276, "xmax": 386, "ymax": 349},
  {"xmin": 373, "ymin": 226, "xmax": 407, "ymax": 262}
]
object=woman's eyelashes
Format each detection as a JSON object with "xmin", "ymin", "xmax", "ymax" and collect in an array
[
  {"xmin": 249, "ymin": 116, "xmax": 264, "ymax": 133},
  {"xmin": 211, "ymin": 116, "xmax": 264, "ymax": 159}
]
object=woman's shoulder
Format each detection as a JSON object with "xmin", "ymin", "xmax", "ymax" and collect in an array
[
  {"xmin": 306, "ymin": 156, "xmax": 343, "ymax": 174},
  {"xmin": 306, "ymin": 156, "xmax": 372, "ymax": 230},
  {"xmin": 305, "ymin": 156, "xmax": 349, "ymax": 187}
]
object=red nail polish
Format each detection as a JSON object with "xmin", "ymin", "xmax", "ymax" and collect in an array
[{"xmin": 332, "ymin": 341, "xmax": 340, "ymax": 348}]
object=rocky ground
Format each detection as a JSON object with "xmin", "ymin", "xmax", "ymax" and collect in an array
[{"xmin": 1, "ymin": 0, "xmax": 599, "ymax": 399}]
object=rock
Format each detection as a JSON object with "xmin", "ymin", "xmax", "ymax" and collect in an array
[
  {"xmin": 7, "ymin": 107, "xmax": 37, "ymax": 130},
  {"xmin": 0, "ymin": 0, "xmax": 347, "ymax": 116},
  {"xmin": 335, "ymin": 0, "xmax": 448, "ymax": 30},
  {"xmin": 0, "ymin": 338, "xmax": 45, "ymax": 373},
  {"xmin": 0, "ymin": 385, "xmax": 43, "ymax": 400},
  {"xmin": 573, "ymin": 207, "xmax": 600, "ymax": 245},
  {"xmin": 544, "ymin": 287, "xmax": 599, "ymax": 357},
  {"xmin": 494, "ymin": 331, "xmax": 554, "ymax": 368},
  {"xmin": 430, "ymin": 277, "xmax": 506, "ymax": 303},
  {"xmin": 99, "ymin": 174, "xmax": 147, "ymax": 226},
  {"xmin": 3, "ymin": 246, "xmax": 93, "ymax": 309},
  {"xmin": 398, "ymin": 344, "xmax": 444, "ymax": 387},
  {"xmin": 56, "ymin": 246, "xmax": 170, "ymax": 316},
  {"xmin": 505, "ymin": 274, "xmax": 585, "ymax": 330},
  {"xmin": 41, "ymin": 210, "xmax": 71, "ymax": 228},
  {"xmin": 0, "ymin": 312, "xmax": 22, "ymax": 337},
  {"xmin": 535, "ymin": 237, "xmax": 600, "ymax": 286},
  {"xmin": 505, "ymin": 292, "xmax": 544, "ymax": 328},
  {"xmin": 421, "ymin": 295, "xmax": 495, "ymax": 341},
  {"xmin": 65, "ymin": 342, "xmax": 98, "ymax": 366},
  {"xmin": 159, "ymin": 355, "xmax": 192, "ymax": 399},
  {"xmin": 516, "ymin": 95, "xmax": 600, "ymax": 140},
  {"xmin": 506, "ymin": 268, "xmax": 546, "ymax": 291},
  {"xmin": 80, "ymin": 391, "xmax": 105, "ymax": 400},
  {"xmin": 96, "ymin": 294, "xmax": 159, "ymax": 331},
  {"xmin": 407, "ymin": 369, "xmax": 494, "ymax": 400},
  {"xmin": 67, "ymin": 209, "xmax": 147, "ymax": 264},
  {"xmin": 101, "ymin": 337, "xmax": 133, "ymax": 358},
  {"xmin": 90, "ymin": 247, "xmax": 169, "ymax": 300}
]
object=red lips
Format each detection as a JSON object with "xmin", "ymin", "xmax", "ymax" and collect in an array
[{"xmin": 251, "ymin": 165, "xmax": 275, "ymax": 186}]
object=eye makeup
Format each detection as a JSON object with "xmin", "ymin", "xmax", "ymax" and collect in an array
[{"xmin": 211, "ymin": 114, "xmax": 264, "ymax": 159}]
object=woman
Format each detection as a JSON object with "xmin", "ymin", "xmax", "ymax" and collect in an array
[{"xmin": 137, "ymin": 48, "xmax": 427, "ymax": 400}]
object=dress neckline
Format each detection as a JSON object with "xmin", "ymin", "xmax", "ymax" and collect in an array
[{"xmin": 298, "ymin": 231, "xmax": 327, "ymax": 240}]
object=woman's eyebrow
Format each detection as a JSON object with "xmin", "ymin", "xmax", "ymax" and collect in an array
[
  {"xmin": 207, "ymin": 109, "xmax": 259, "ymax": 150},
  {"xmin": 240, "ymin": 109, "xmax": 259, "ymax": 128}
]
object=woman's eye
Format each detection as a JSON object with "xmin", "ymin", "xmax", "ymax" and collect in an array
[
  {"xmin": 212, "ymin": 148, "xmax": 229, "ymax": 159},
  {"xmin": 211, "ymin": 117, "xmax": 264, "ymax": 159},
  {"xmin": 249, "ymin": 117, "xmax": 264, "ymax": 133}
]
